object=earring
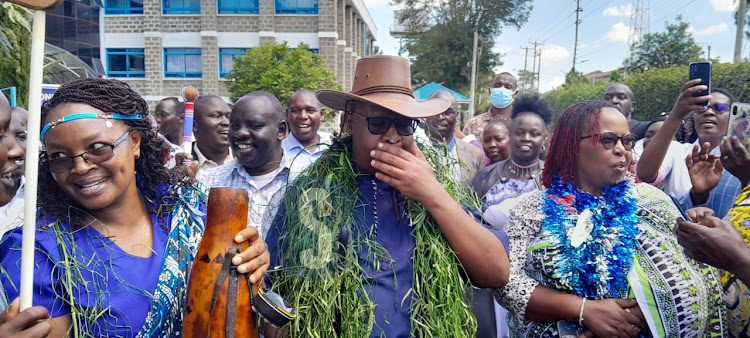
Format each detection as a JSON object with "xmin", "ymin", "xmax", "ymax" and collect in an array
[{"xmin": 541, "ymin": 145, "xmax": 546, "ymax": 152}]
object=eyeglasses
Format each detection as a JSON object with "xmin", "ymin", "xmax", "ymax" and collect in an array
[
  {"xmin": 349, "ymin": 112, "xmax": 418, "ymax": 136},
  {"xmin": 580, "ymin": 132, "xmax": 637, "ymax": 151},
  {"xmin": 696, "ymin": 103, "xmax": 729, "ymax": 114},
  {"xmin": 45, "ymin": 131, "xmax": 131, "ymax": 173}
]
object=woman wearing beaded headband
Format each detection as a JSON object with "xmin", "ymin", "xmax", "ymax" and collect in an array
[
  {"xmin": 493, "ymin": 100, "xmax": 725, "ymax": 337},
  {"xmin": 0, "ymin": 78, "xmax": 269, "ymax": 337}
]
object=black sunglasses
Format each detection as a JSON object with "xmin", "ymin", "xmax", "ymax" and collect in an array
[
  {"xmin": 44, "ymin": 131, "xmax": 131, "ymax": 173},
  {"xmin": 696, "ymin": 103, "xmax": 729, "ymax": 114},
  {"xmin": 349, "ymin": 112, "xmax": 418, "ymax": 136},
  {"xmin": 580, "ymin": 131, "xmax": 637, "ymax": 151}
]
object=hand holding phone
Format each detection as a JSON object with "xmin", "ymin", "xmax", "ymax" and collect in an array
[
  {"xmin": 728, "ymin": 102, "xmax": 750, "ymax": 151},
  {"xmin": 689, "ymin": 62, "xmax": 712, "ymax": 107}
]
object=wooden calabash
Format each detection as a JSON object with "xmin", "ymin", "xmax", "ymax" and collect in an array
[{"xmin": 183, "ymin": 187, "xmax": 259, "ymax": 338}]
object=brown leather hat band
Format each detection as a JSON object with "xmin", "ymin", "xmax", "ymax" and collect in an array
[{"xmin": 352, "ymin": 85, "xmax": 414, "ymax": 98}]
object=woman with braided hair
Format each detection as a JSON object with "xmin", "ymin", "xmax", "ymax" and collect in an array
[{"xmin": 0, "ymin": 78, "xmax": 269, "ymax": 337}]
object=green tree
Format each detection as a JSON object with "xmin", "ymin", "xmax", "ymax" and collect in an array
[
  {"xmin": 623, "ymin": 16, "xmax": 703, "ymax": 73},
  {"xmin": 563, "ymin": 67, "xmax": 587, "ymax": 87},
  {"xmin": 226, "ymin": 41, "xmax": 341, "ymax": 111},
  {"xmin": 0, "ymin": 3, "xmax": 31, "ymax": 108},
  {"xmin": 394, "ymin": 0, "xmax": 532, "ymax": 92}
]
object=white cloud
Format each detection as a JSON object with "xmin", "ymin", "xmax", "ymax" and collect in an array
[
  {"xmin": 539, "ymin": 44, "xmax": 569, "ymax": 63},
  {"xmin": 492, "ymin": 46, "xmax": 511, "ymax": 55},
  {"xmin": 688, "ymin": 22, "xmax": 729, "ymax": 37},
  {"xmin": 605, "ymin": 21, "xmax": 633, "ymax": 43},
  {"xmin": 541, "ymin": 75, "xmax": 565, "ymax": 92},
  {"xmin": 602, "ymin": 4, "xmax": 632, "ymax": 17},
  {"xmin": 709, "ymin": 0, "xmax": 738, "ymax": 12}
]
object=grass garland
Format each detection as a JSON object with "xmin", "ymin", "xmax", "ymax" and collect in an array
[{"xmin": 271, "ymin": 136, "xmax": 480, "ymax": 337}]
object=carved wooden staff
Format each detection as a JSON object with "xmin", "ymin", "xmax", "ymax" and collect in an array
[{"xmin": 183, "ymin": 187, "xmax": 259, "ymax": 338}]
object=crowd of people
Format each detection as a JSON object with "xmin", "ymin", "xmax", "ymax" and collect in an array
[{"xmin": 0, "ymin": 54, "xmax": 748, "ymax": 338}]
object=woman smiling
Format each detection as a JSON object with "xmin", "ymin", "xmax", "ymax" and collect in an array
[{"xmin": 0, "ymin": 78, "xmax": 269, "ymax": 337}]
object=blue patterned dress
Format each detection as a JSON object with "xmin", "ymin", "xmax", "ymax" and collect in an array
[{"xmin": 0, "ymin": 185, "xmax": 206, "ymax": 337}]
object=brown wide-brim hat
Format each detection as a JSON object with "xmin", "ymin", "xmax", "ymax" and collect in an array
[{"xmin": 317, "ymin": 55, "xmax": 449, "ymax": 119}]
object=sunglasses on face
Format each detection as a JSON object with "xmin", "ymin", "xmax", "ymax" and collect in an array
[
  {"xmin": 696, "ymin": 103, "xmax": 729, "ymax": 114},
  {"xmin": 580, "ymin": 131, "xmax": 637, "ymax": 151},
  {"xmin": 44, "ymin": 131, "xmax": 131, "ymax": 173},
  {"xmin": 349, "ymin": 112, "xmax": 418, "ymax": 136}
]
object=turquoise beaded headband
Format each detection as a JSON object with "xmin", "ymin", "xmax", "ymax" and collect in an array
[{"xmin": 41, "ymin": 113, "xmax": 144, "ymax": 139}]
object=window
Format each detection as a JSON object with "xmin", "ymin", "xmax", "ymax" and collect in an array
[
  {"xmin": 218, "ymin": 0, "xmax": 258, "ymax": 14},
  {"xmin": 219, "ymin": 48, "xmax": 247, "ymax": 77},
  {"xmin": 164, "ymin": 48, "xmax": 202, "ymax": 78},
  {"xmin": 275, "ymin": 0, "xmax": 317, "ymax": 14},
  {"xmin": 162, "ymin": 0, "xmax": 199, "ymax": 14},
  {"xmin": 308, "ymin": 48, "xmax": 319, "ymax": 54},
  {"xmin": 106, "ymin": 48, "xmax": 145, "ymax": 78},
  {"xmin": 364, "ymin": 29, "xmax": 369, "ymax": 56},
  {"xmin": 105, "ymin": 0, "xmax": 143, "ymax": 14}
]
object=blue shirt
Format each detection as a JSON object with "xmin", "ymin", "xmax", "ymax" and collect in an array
[
  {"xmin": 282, "ymin": 133, "xmax": 331, "ymax": 180},
  {"xmin": 1, "ymin": 212, "xmax": 170, "ymax": 337},
  {"xmin": 680, "ymin": 142, "xmax": 743, "ymax": 219},
  {"xmin": 266, "ymin": 174, "xmax": 508, "ymax": 337}
]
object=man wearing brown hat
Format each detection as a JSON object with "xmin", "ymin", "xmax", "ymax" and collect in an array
[{"xmin": 265, "ymin": 56, "xmax": 509, "ymax": 337}]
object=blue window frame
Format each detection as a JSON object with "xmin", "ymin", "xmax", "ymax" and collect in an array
[
  {"xmin": 219, "ymin": 48, "xmax": 247, "ymax": 77},
  {"xmin": 218, "ymin": 0, "xmax": 258, "ymax": 14},
  {"xmin": 275, "ymin": 0, "xmax": 317, "ymax": 14},
  {"xmin": 105, "ymin": 0, "xmax": 143, "ymax": 14},
  {"xmin": 163, "ymin": 0, "xmax": 199, "ymax": 14},
  {"xmin": 308, "ymin": 48, "xmax": 319, "ymax": 54},
  {"xmin": 106, "ymin": 48, "xmax": 145, "ymax": 78},
  {"xmin": 164, "ymin": 48, "xmax": 202, "ymax": 78}
]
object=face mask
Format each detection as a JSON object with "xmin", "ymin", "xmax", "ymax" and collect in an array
[{"xmin": 490, "ymin": 87, "xmax": 515, "ymax": 109}]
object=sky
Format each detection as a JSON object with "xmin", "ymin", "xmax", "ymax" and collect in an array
[{"xmin": 362, "ymin": 0, "xmax": 746, "ymax": 93}]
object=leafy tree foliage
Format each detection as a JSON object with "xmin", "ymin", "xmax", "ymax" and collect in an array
[
  {"xmin": 0, "ymin": 3, "xmax": 30, "ymax": 108},
  {"xmin": 226, "ymin": 41, "xmax": 341, "ymax": 110},
  {"xmin": 543, "ymin": 62, "xmax": 750, "ymax": 123},
  {"xmin": 623, "ymin": 16, "xmax": 703, "ymax": 73},
  {"xmin": 394, "ymin": 0, "xmax": 532, "ymax": 93}
]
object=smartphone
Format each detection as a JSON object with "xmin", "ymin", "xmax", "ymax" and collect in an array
[
  {"xmin": 689, "ymin": 62, "xmax": 712, "ymax": 107},
  {"xmin": 668, "ymin": 192, "xmax": 690, "ymax": 221},
  {"xmin": 728, "ymin": 102, "xmax": 750, "ymax": 151},
  {"xmin": 557, "ymin": 320, "xmax": 582, "ymax": 338}
]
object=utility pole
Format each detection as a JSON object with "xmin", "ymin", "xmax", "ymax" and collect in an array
[
  {"xmin": 536, "ymin": 48, "xmax": 542, "ymax": 92},
  {"xmin": 469, "ymin": 31, "xmax": 478, "ymax": 119},
  {"xmin": 707, "ymin": 45, "xmax": 711, "ymax": 61},
  {"xmin": 521, "ymin": 45, "xmax": 531, "ymax": 92},
  {"xmin": 572, "ymin": 0, "xmax": 582, "ymax": 69},
  {"xmin": 735, "ymin": 0, "xmax": 747, "ymax": 63},
  {"xmin": 530, "ymin": 41, "xmax": 539, "ymax": 91}
]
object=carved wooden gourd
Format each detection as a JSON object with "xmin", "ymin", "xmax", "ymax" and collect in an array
[{"xmin": 183, "ymin": 187, "xmax": 258, "ymax": 338}]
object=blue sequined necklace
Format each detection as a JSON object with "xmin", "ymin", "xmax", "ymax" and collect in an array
[{"xmin": 541, "ymin": 179, "xmax": 639, "ymax": 299}]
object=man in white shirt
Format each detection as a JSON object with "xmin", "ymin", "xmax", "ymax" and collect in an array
[
  {"xmin": 192, "ymin": 95, "xmax": 233, "ymax": 176},
  {"xmin": 282, "ymin": 89, "xmax": 331, "ymax": 179},
  {"xmin": 197, "ymin": 91, "xmax": 290, "ymax": 238}
]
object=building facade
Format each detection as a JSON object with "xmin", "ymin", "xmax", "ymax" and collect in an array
[{"xmin": 101, "ymin": 0, "xmax": 376, "ymax": 104}]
